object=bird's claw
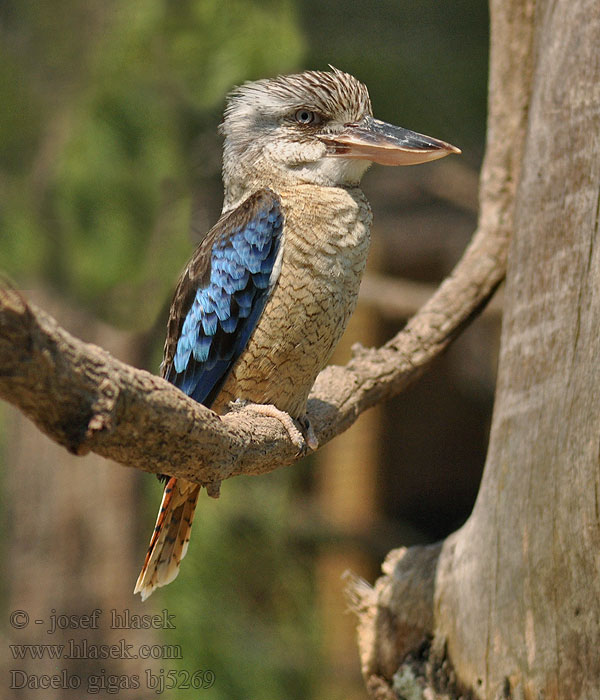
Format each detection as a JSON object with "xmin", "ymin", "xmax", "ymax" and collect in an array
[
  {"xmin": 297, "ymin": 415, "xmax": 319, "ymax": 452},
  {"xmin": 228, "ymin": 400, "xmax": 318, "ymax": 455}
]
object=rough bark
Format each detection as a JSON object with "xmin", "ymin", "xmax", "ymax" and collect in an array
[{"xmin": 349, "ymin": 0, "xmax": 600, "ymax": 698}]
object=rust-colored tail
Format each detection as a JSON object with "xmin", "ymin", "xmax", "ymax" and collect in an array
[{"xmin": 134, "ymin": 477, "xmax": 200, "ymax": 601}]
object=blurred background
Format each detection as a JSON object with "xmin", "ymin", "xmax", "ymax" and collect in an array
[{"xmin": 0, "ymin": 1, "xmax": 495, "ymax": 698}]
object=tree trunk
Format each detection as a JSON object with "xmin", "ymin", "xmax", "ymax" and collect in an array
[{"xmin": 351, "ymin": 0, "xmax": 600, "ymax": 698}]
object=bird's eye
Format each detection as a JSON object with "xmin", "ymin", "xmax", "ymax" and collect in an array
[{"xmin": 294, "ymin": 109, "xmax": 319, "ymax": 125}]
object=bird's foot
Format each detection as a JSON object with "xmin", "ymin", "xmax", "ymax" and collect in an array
[{"xmin": 229, "ymin": 400, "xmax": 318, "ymax": 455}]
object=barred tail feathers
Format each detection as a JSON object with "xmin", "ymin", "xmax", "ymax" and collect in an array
[{"xmin": 134, "ymin": 477, "xmax": 200, "ymax": 601}]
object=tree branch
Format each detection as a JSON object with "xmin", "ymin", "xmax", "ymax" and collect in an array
[{"xmin": 0, "ymin": 199, "xmax": 506, "ymax": 486}]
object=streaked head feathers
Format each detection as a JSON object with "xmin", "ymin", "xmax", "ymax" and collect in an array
[
  {"xmin": 219, "ymin": 66, "xmax": 459, "ymax": 209},
  {"xmin": 221, "ymin": 66, "xmax": 372, "ymax": 135}
]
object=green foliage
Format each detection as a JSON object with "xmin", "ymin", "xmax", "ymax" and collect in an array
[{"xmin": 0, "ymin": 0, "xmax": 304, "ymax": 326}]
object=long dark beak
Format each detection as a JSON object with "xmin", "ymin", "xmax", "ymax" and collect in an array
[{"xmin": 319, "ymin": 116, "xmax": 460, "ymax": 166}]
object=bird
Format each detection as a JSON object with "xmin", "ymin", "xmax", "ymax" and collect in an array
[{"xmin": 134, "ymin": 66, "xmax": 459, "ymax": 600}]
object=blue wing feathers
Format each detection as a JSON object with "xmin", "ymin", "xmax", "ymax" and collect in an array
[{"xmin": 166, "ymin": 189, "xmax": 283, "ymax": 406}]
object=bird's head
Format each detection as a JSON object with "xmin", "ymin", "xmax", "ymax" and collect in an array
[{"xmin": 220, "ymin": 66, "xmax": 460, "ymax": 209}]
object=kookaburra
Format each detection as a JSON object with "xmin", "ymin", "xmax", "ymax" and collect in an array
[{"xmin": 135, "ymin": 66, "xmax": 459, "ymax": 600}]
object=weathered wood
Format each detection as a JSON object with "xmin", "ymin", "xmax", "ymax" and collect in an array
[
  {"xmin": 436, "ymin": 0, "xmax": 600, "ymax": 695},
  {"xmin": 350, "ymin": 0, "xmax": 600, "ymax": 697}
]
